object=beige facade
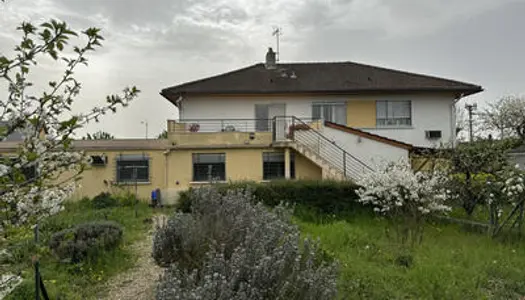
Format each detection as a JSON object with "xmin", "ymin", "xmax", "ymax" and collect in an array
[{"xmin": 61, "ymin": 144, "xmax": 322, "ymax": 204}]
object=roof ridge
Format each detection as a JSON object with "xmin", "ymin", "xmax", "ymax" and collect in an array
[
  {"xmin": 280, "ymin": 61, "xmax": 482, "ymax": 89},
  {"xmin": 161, "ymin": 63, "xmax": 262, "ymax": 96}
]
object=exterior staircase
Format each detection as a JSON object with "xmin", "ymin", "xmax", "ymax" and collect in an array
[{"xmin": 272, "ymin": 116, "xmax": 373, "ymax": 182}]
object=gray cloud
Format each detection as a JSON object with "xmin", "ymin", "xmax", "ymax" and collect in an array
[{"xmin": 1, "ymin": 0, "xmax": 525, "ymax": 137}]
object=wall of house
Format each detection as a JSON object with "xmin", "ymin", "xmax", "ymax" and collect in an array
[
  {"xmin": 322, "ymin": 126, "xmax": 410, "ymax": 169},
  {"xmin": 64, "ymin": 146, "xmax": 323, "ymax": 205},
  {"xmin": 180, "ymin": 94, "xmax": 457, "ymax": 147},
  {"xmin": 171, "ymin": 132, "xmax": 272, "ymax": 146},
  {"xmin": 68, "ymin": 149, "xmax": 167, "ymax": 201},
  {"xmin": 293, "ymin": 150, "xmax": 323, "ymax": 180},
  {"xmin": 163, "ymin": 148, "xmax": 322, "ymax": 203}
]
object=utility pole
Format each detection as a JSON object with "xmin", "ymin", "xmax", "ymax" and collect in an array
[{"xmin": 465, "ymin": 103, "xmax": 477, "ymax": 142}]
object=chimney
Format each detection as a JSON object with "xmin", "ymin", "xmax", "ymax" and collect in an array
[{"xmin": 265, "ymin": 47, "xmax": 276, "ymax": 69}]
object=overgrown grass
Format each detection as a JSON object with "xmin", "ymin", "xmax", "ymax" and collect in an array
[
  {"xmin": 2, "ymin": 199, "xmax": 169, "ymax": 300},
  {"xmin": 296, "ymin": 210, "xmax": 525, "ymax": 299}
]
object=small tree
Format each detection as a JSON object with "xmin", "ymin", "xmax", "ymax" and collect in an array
[
  {"xmin": 156, "ymin": 130, "xmax": 167, "ymax": 139},
  {"xmin": 356, "ymin": 160, "xmax": 449, "ymax": 247},
  {"xmin": 442, "ymin": 139, "xmax": 516, "ymax": 216},
  {"xmin": 486, "ymin": 166, "xmax": 525, "ymax": 238},
  {"xmin": 0, "ymin": 20, "xmax": 139, "ymax": 230},
  {"xmin": 481, "ymin": 95, "xmax": 525, "ymax": 139},
  {"xmin": 83, "ymin": 130, "xmax": 115, "ymax": 140}
]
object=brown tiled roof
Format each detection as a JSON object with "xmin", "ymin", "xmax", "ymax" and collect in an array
[
  {"xmin": 325, "ymin": 121, "xmax": 413, "ymax": 150},
  {"xmin": 0, "ymin": 139, "xmax": 170, "ymax": 153},
  {"xmin": 161, "ymin": 62, "xmax": 483, "ymax": 105}
]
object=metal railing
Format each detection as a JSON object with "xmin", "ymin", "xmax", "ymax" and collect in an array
[
  {"xmin": 273, "ymin": 116, "xmax": 373, "ymax": 180},
  {"xmin": 170, "ymin": 119, "xmax": 274, "ymax": 133}
]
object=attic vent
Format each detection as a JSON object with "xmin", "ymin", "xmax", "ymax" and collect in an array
[{"xmin": 425, "ymin": 130, "xmax": 442, "ymax": 140}]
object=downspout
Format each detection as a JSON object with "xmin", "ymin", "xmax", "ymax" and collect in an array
[
  {"xmin": 163, "ymin": 149, "xmax": 170, "ymax": 192},
  {"xmin": 452, "ymin": 93, "xmax": 465, "ymax": 147}
]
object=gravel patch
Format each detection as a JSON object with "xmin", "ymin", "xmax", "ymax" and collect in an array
[{"xmin": 99, "ymin": 215, "xmax": 167, "ymax": 300}]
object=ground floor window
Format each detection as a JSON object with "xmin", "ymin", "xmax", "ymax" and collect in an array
[
  {"xmin": 116, "ymin": 154, "xmax": 149, "ymax": 183},
  {"xmin": 192, "ymin": 153, "xmax": 226, "ymax": 182},
  {"xmin": 263, "ymin": 151, "xmax": 295, "ymax": 180}
]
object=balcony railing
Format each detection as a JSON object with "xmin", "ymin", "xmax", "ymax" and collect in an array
[
  {"xmin": 169, "ymin": 118, "xmax": 317, "ymax": 134},
  {"xmin": 169, "ymin": 119, "xmax": 275, "ymax": 133}
]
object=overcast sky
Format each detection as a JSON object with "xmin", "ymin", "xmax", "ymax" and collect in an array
[{"xmin": 1, "ymin": 0, "xmax": 524, "ymax": 138}]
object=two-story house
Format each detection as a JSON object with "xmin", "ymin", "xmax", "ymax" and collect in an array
[{"xmin": 0, "ymin": 48, "xmax": 483, "ymax": 204}]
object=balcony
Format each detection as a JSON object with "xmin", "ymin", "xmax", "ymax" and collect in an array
[
  {"xmin": 167, "ymin": 118, "xmax": 324, "ymax": 147},
  {"xmin": 167, "ymin": 119, "xmax": 274, "ymax": 146}
]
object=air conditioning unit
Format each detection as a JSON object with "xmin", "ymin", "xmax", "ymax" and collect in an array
[
  {"xmin": 425, "ymin": 130, "xmax": 442, "ymax": 140},
  {"xmin": 90, "ymin": 155, "xmax": 108, "ymax": 166}
]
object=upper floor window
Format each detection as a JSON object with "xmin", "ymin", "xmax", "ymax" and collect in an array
[
  {"xmin": 116, "ymin": 154, "xmax": 149, "ymax": 183},
  {"xmin": 312, "ymin": 102, "xmax": 346, "ymax": 125},
  {"xmin": 192, "ymin": 153, "xmax": 226, "ymax": 182},
  {"xmin": 376, "ymin": 100, "xmax": 412, "ymax": 127}
]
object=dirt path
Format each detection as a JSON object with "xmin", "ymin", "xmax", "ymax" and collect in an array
[{"xmin": 100, "ymin": 215, "xmax": 167, "ymax": 300}]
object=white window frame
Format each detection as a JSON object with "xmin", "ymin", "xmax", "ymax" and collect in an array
[
  {"xmin": 376, "ymin": 100, "xmax": 412, "ymax": 127},
  {"xmin": 312, "ymin": 102, "xmax": 347, "ymax": 125}
]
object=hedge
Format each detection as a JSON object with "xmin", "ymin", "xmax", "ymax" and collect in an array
[{"xmin": 177, "ymin": 180, "xmax": 365, "ymax": 214}]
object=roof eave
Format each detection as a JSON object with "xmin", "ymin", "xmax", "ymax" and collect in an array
[{"xmin": 163, "ymin": 87, "xmax": 484, "ymax": 99}]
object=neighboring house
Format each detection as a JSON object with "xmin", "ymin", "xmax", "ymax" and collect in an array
[
  {"xmin": 0, "ymin": 48, "xmax": 483, "ymax": 204},
  {"xmin": 0, "ymin": 121, "xmax": 25, "ymax": 142}
]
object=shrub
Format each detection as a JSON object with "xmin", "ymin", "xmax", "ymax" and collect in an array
[
  {"xmin": 356, "ymin": 160, "xmax": 449, "ymax": 246},
  {"xmin": 49, "ymin": 221, "xmax": 123, "ymax": 263},
  {"xmin": 113, "ymin": 192, "xmax": 137, "ymax": 207},
  {"xmin": 176, "ymin": 180, "xmax": 364, "ymax": 214},
  {"xmin": 92, "ymin": 192, "xmax": 118, "ymax": 209},
  {"xmin": 154, "ymin": 187, "xmax": 338, "ymax": 299}
]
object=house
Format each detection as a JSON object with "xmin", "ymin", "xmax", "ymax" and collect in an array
[{"xmin": 0, "ymin": 48, "xmax": 483, "ymax": 204}]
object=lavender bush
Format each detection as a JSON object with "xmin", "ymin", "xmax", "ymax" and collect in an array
[{"xmin": 153, "ymin": 187, "xmax": 338, "ymax": 300}]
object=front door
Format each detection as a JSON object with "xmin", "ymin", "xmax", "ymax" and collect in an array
[{"xmin": 255, "ymin": 104, "xmax": 286, "ymax": 134}]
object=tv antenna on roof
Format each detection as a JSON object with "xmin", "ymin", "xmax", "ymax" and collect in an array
[{"xmin": 272, "ymin": 27, "xmax": 282, "ymax": 62}]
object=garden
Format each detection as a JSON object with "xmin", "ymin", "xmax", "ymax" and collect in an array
[
  {"xmin": 2, "ymin": 8, "xmax": 525, "ymax": 300},
  {"xmin": 1, "ymin": 193, "xmax": 167, "ymax": 299}
]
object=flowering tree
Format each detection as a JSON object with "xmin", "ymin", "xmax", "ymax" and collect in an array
[
  {"xmin": 481, "ymin": 95, "xmax": 525, "ymax": 139},
  {"xmin": 486, "ymin": 166, "xmax": 525, "ymax": 237},
  {"xmin": 442, "ymin": 139, "xmax": 515, "ymax": 216},
  {"xmin": 0, "ymin": 20, "xmax": 139, "ymax": 230},
  {"xmin": 356, "ymin": 160, "xmax": 450, "ymax": 246},
  {"xmin": 0, "ymin": 18, "xmax": 139, "ymax": 295}
]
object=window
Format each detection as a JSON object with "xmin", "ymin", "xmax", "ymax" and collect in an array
[
  {"xmin": 312, "ymin": 103, "xmax": 347, "ymax": 125},
  {"xmin": 263, "ymin": 152, "xmax": 295, "ymax": 180},
  {"xmin": 376, "ymin": 100, "xmax": 411, "ymax": 126},
  {"xmin": 116, "ymin": 154, "xmax": 149, "ymax": 183},
  {"xmin": 192, "ymin": 153, "xmax": 226, "ymax": 182}
]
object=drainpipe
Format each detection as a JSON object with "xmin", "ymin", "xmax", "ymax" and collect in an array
[
  {"xmin": 452, "ymin": 93, "xmax": 465, "ymax": 147},
  {"xmin": 163, "ymin": 149, "xmax": 170, "ymax": 190}
]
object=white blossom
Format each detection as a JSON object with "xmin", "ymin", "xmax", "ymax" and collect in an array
[{"xmin": 356, "ymin": 159, "xmax": 450, "ymax": 217}]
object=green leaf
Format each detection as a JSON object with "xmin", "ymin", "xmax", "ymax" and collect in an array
[{"xmin": 40, "ymin": 22, "xmax": 53, "ymax": 30}]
